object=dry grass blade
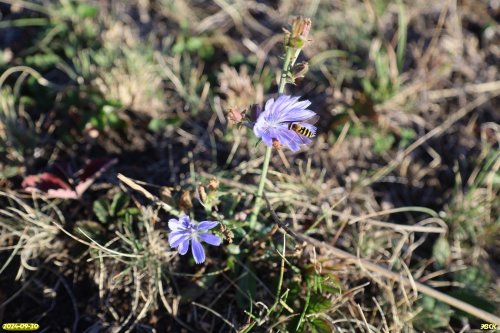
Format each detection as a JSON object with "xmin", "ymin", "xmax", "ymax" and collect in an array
[
  {"xmin": 117, "ymin": 173, "xmax": 181, "ymax": 216},
  {"xmin": 193, "ymin": 301, "xmax": 237, "ymax": 332}
]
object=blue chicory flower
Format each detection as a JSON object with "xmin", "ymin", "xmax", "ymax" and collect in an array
[
  {"xmin": 168, "ymin": 215, "xmax": 222, "ymax": 264},
  {"xmin": 253, "ymin": 95, "xmax": 318, "ymax": 152}
]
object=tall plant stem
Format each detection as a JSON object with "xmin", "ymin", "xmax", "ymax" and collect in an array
[
  {"xmin": 249, "ymin": 146, "xmax": 272, "ymax": 228},
  {"xmin": 278, "ymin": 49, "xmax": 292, "ymax": 95},
  {"xmin": 249, "ymin": 47, "xmax": 293, "ymax": 229},
  {"xmin": 276, "ymin": 232, "xmax": 286, "ymax": 299}
]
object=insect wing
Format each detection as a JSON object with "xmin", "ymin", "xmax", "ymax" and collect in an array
[{"xmin": 304, "ymin": 114, "xmax": 320, "ymax": 125}]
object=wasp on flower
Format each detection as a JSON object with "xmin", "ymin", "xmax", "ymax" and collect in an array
[{"xmin": 252, "ymin": 95, "xmax": 318, "ymax": 152}]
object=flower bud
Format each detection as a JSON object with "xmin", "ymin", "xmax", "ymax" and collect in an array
[
  {"xmin": 198, "ymin": 185, "xmax": 207, "ymax": 203},
  {"xmin": 227, "ymin": 107, "xmax": 245, "ymax": 125},
  {"xmin": 179, "ymin": 190, "xmax": 193, "ymax": 212},
  {"xmin": 290, "ymin": 16, "xmax": 311, "ymax": 47},
  {"xmin": 293, "ymin": 62, "xmax": 309, "ymax": 78},
  {"xmin": 208, "ymin": 177, "xmax": 219, "ymax": 192},
  {"xmin": 220, "ymin": 224, "xmax": 234, "ymax": 244},
  {"xmin": 291, "ymin": 61, "xmax": 309, "ymax": 84},
  {"xmin": 284, "ymin": 17, "xmax": 311, "ymax": 49},
  {"xmin": 283, "ymin": 17, "xmax": 312, "ymax": 67}
]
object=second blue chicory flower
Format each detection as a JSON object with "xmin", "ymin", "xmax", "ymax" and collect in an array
[{"xmin": 168, "ymin": 215, "xmax": 222, "ymax": 264}]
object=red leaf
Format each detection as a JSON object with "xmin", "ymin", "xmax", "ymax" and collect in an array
[
  {"xmin": 22, "ymin": 158, "xmax": 117, "ymax": 199},
  {"xmin": 22, "ymin": 172, "xmax": 72, "ymax": 191},
  {"xmin": 78, "ymin": 158, "xmax": 118, "ymax": 182}
]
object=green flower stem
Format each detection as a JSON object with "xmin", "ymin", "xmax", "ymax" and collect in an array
[
  {"xmin": 249, "ymin": 145, "xmax": 272, "ymax": 229},
  {"xmin": 249, "ymin": 47, "xmax": 293, "ymax": 229},
  {"xmin": 278, "ymin": 48, "xmax": 292, "ymax": 95},
  {"xmin": 276, "ymin": 232, "xmax": 286, "ymax": 299}
]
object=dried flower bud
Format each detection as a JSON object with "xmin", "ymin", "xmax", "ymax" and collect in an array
[
  {"xmin": 198, "ymin": 185, "xmax": 207, "ymax": 203},
  {"xmin": 291, "ymin": 17, "xmax": 311, "ymax": 43},
  {"xmin": 284, "ymin": 17, "xmax": 312, "ymax": 49},
  {"xmin": 272, "ymin": 138, "xmax": 282, "ymax": 150},
  {"xmin": 227, "ymin": 107, "xmax": 245, "ymax": 125},
  {"xmin": 283, "ymin": 17, "xmax": 312, "ymax": 69},
  {"xmin": 160, "ymin": 186, "xmax": 177, "ymax": 207},
  {"xmin": 179, "ymin": 190, "xmax": 193, "ymax": 212},
  {"xmin": 220, "ymin": 224, "xmax": 234, "ymax": 244},
  {"xmin": 208, "ymin": 177, "xmax": 219, "ymax": 192},
  {"xmin": 292, "ymin": 62, "xmax": 309, "ymax": 80}
]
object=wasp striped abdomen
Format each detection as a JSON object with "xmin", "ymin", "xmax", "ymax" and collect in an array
[{"xmin": 288, "ymin": 123, "xmax": 315, "ymax": 138}]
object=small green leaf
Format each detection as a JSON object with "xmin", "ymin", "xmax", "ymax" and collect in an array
[
  {"xmin": 64, "ymin": 44, "xmax": 76, "ymax": 58},
  {"xmin": 491, "ymin": 173, "xmax": 500, "ymax": 186},
  {"xmin": 199, "ymin": 44, "xmax": 214, "ymax": 60},
  {"xmin": 399, "ymin": 128, "xmax": 416, "ymax": 147},
  {"xmin": 76, "ymin": 4, "xmax": 98, "ymax": 18},
  {"xmin": 308, "ymin": 317, "xmax": 332, "ymax": 333},
  {"xmin": 433, "ymin": 236, "xmax": 451, "ymax": 269},
  {"xmin": 227, "ymin": 244, "xmax": 240, "ymax": 255},
  {"xmin": 373, "ymin": 133, "xmax": 395, "ymax": 154},
  {"xmin": 320, "ymin": 274, "xmax": 342, "ymax": 294},
  {"xmin": 148, "ymin": 117, "xmax": 182, "ymax": 132},
  {"xmin": 414, "ymin": 295, "xmax": 452, "ymax": 330},
  {"xmin": 102, "ymin": 104, "xmax": 117, "ymax": 113},
  {"xmin": 0, "ymin": 166, "xmax": 22, "ymax": 178},
  {"xmin": 19, "ymin": 96, "xmax": 36, "ymax": 107},
  {"xmin": 125, "ymin": 207, "xmax": 140, "ymax": 216},
  {"xmin": 110, "ymin": 193, "xmax": 129, "ymax": 216},
  {"xmin": 148, "ymin": 119, "xmax": 168, "ymax": 132},
  {"xmin": 89, "ymin": 115, "xmax": 104, "ymax": 130},
  {"xmin": 186, "ymin": 37, "xmax": 203, "ymax": 51},
  {"xmin": 74, "ymin": 220, "xmax": 105, "ymax": 239},
  {"xmin": 172, "ymin": 39, "xmax": 185, "ymax": 54},
  {"xmin": 307, "ymin": 293, "xmax": 333, "ymax": 314},
  {"xmin": 106, "ymin": 112, "xmax": 125, "ymax": 131},
  {"xmin": 226, "ymin": 256, "xmax": 235, "ymax": 270},
  {"xmin": 179, "ymin": 19, "xmax": 190, "ymax": 30},
  {"xmin": 93, "ymin": 199, "xmax": 109, "ymax": 223},
  {"xmin": 453, "ymin": 267, "xmax": 490, "ymax": 292},
  {"xmin": 229, "ymin": 53, "xmax": 245, "ymax": 65},
  {"xmin": 25, "ymin": 53, "xmax": 60, "ymax": 68}
]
